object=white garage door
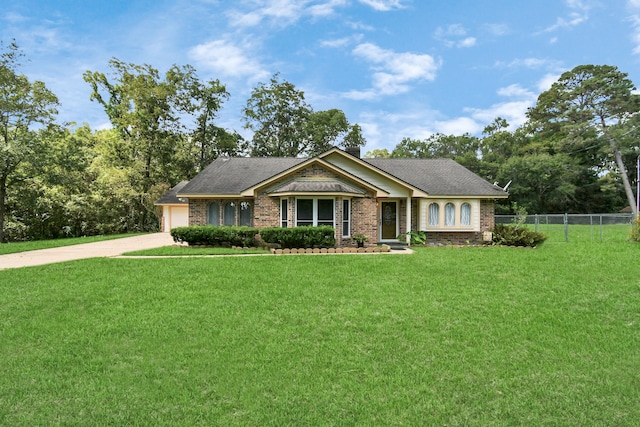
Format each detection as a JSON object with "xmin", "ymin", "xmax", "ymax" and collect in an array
[{"xmin": 168, "ymin": 206, "xmax": 189, "ymax": 231}]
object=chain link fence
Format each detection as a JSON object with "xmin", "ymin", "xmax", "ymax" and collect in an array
[{"xmin": 495, "ymin": 213, "xmax": 635, "ymax": 243}]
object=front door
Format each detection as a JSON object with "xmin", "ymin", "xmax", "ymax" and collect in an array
[{"xmin": 381, "ymin": 201, "xmax": 398, "ymax": 240}]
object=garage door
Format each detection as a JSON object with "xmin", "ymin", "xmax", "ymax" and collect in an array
[{"xmin": 168, "ymin": 206, "xmax": 189, "ymax": 231}]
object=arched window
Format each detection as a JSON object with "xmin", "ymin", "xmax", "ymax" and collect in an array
[
  {"xmin": 461, "ymin": 203, "xmax": 471, "ymax": 226},
  {"xmin": 445, "ymin": 203, "xmax": 456, "ymax": 226},
  {"xmin": 208, "ymin": 202, "xmax": 219, "ymax": 225},
  {"xmin": 223, "ymin": 202, "xmax": 236, "ymax": 226},
  {"xmin": 239, "ymin": 201, "xmax": 252, "ymax": 226},
  {"xmin": 428, "ymin": 203, "xmax": 440, "ymax": 226}
]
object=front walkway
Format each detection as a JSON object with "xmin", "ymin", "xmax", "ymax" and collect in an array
[{"xmin": 0, "ymin": 233, "xmax": 175, "ymax": 270}]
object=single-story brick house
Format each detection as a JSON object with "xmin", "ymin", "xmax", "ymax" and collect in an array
[{"xmin": 155, "ymin": 147, "xmax": 508, "ymax": 245}]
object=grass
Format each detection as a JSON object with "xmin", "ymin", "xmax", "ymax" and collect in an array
[
  {"xmin": 123, "ymin": 246, "xmax": 271, "ymax": 256},
  {"xmin": 0, "ymin": 233, "xmax": 146, "ymax": 255},
  {"xmin": 0, "ymin": 231, "xmax": 639, "ymax": 425}
]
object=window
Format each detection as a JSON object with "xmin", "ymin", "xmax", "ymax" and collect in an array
[
  {"xmin": 223, "ymin": 202, "xmax": 236, "ymax": 226},
  {"xmin": 208, "ymin": 202, "xmax": 219, "ymax": 225},
  {"xmin": 239, "ymin": 201, "xmax": 252, "ymax": 226},
  {"xmin": 445, "ymin": 203, "xmax": 456, "ymax": 226},
  {"xmin": 281, "ymin": 199, "xmax": 288, "ymax": 228},
  {"xmin": 428, "ymin": 203, "xmax": 440, "ymax": 226},
  {"xmin": 296, "ymin": 199, "xmax": 314, "ymax": 226},
  {"xmin": 296, "ymin": 198, "xmax": 334, "ymax": 227},
  {"xmin": 342, "ymin": 199, "xmax": 350, "ymax": 237},
  {"xmin": 461, "ymin": 203, "xmax": 471, "ymax": 226}
]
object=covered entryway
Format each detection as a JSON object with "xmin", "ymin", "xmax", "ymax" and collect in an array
[{"xmin": 381, "ymin": 201, "xmax": 398, "ymax": 240}]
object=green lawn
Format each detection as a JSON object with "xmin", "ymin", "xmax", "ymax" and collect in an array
[
  {"xmin": 0, "ymin": 233, "xmax": 145, "ymax": 255},
  {"xmin": 1, "ymin": 236, "xmax": 639, "ymax": 425},
  {"xmin": 123, "ymin": 246, "xmax": 271, "ymax": 256}
]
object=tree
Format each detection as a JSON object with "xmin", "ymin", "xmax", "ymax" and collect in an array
[
  {"xmin": 527, "ymin": 65, "xmax": 640, "ymax": 216},
  {"xmin": 84, "ymin": 59, "xmax": 203, "ymax": 230},
  {"xmin": 243, "ymin": 74, "xmax": 365, "ymax": 157},
  {"xmin": 391, "ymin": 133, "xmax": 481, "ymax": 172},
  {"xmin": 190, "ymin": 78, "xmax": 246, "ymax": 171},
  {"xmin": 0, "ymin": 40, "xmax": 59, "ymax": 242},
  {"xmin": 243, "ymin": 74, "xmax": 312, "ymax": 157}
]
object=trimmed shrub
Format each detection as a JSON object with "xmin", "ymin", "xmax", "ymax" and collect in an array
[
  {"xmin": 170, "ymin": 226, "xmax": 258, "ymax": 247},
  {"xmin": 630, "ymin": 215, "xmax": 640, "ymax": 242},
  {"xmin": 492, "ymin": 224, "xmax": 547, "ymax": 247},
  {"xmin": 259, "ymin": 226, "xmax": 336, "ymax": 249}
]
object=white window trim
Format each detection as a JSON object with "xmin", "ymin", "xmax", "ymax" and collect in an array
[
  {"xmin": 422, "ymin": 200, "xmax": 480, "ymax": 232},
  {"xmin": 295, "ymin": 198, "xmax": 335, "ymax": 227},
  {"xmin": 342, "ymin": 199, "xmax": 351, "ymax": 237},
  {"xmin": 281, "ymin": 198, "xmax": 289, "ymax": 228}
]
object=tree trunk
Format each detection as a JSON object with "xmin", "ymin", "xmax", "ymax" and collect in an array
[
  {"xmin": 608, "ymin": 137, "xmax": 638, "ymax": 218},
  {"xmin": 0, "ymin": 172, "xmax": 7, "ymax": 243},
  {"xmin": 609, "ymin": 136, "xmax": 638, "ymax": 217}
]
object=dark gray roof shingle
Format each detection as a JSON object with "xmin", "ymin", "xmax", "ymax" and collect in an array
[
  {"xmin": 177, "ymin": 154, "xmax": 507, "ymax": 198},
  {"xmin": 269, "ymin": 179, "xmax": 366, "ymax": 195},
  {"xmin": 180, "ymin": 157, "xmax": 306, "ymax": 195},
  {"xmin": 155, "ymin": 181, "xmax": 189, "ymax": 204},
  {"xmin": 365, "ymin": 158, "xmax": 506, "ymax": 196}
]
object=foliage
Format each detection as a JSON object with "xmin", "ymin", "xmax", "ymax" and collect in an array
[
  {"xmin": 243, "ymin": 73, "xmax": 364, "ymax": 157},
  {"xmin": 170, "ymin": 225, "xmax": 258, "ymax": 247},
  {"xmin": 527, "ymin": 64, "xmax": 640, "ymax": 216},
  {"xmin": 1, "ymin": 241, "xmax": 638, "ymax": 425},
  {"xmin": 0, "ymin": 40, "xmax": 59, "ymax": 242},
  {"xmin": 259, "ymin": 226, "xmax": 336, "ymax": 248},
  {"xmin": 402, "ymin": 230, "xmax": 427, "ymax": 245},
  {"xmin": 629, "ymin": 215, "xmax": 640, "ymax": 242},
  {"xmin": 351, "ymin": 232, "xmax": 368, "ymax": 243},
  {"xmin": 492, "ymin": 224, "xmax": 548, "ymax": 247}
]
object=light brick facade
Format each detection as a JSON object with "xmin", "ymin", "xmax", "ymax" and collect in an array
[{"xmin": 186, "ymin": 162, "xmax": 500, "ymax": 246}]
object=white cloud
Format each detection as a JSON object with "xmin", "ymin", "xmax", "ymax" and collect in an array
[
  {"xmin": 464, "ymin": 84, "xmax": 538, "ymax": 129},
  {"xmin": 320, "ymin": 34, "xmax": 364, "ymax": 48},
  {"xmin": 483, "ymin": 23, "xmax": 509, "ymax": 36},
  {"xmin": 628, "ymin": 1, "xmax": 640, "ymax": 54},
  {"xmin": 494, "ymin": 57, "xmax": 565, "ymax": 74},
  {"xmin": 458, "ymin": 37, "xmax": 476, "ymax": 48},
  {"xmin": 344, "ymin": 43, "xmax": 440, "ymax": 99},
  {"xmin": 226, "ymin": 0, "xmax": 348, "ymax": 28},
  {"xmin": 188, "ymin": 39, "xmax": 269, "ymax": 81},
  {"xmin": 539, "ymin": 0, "xmax": 591, "ymax": 33},
  {"xmin": 434, "ymin": 117, "xmax": 483, "ymax": 135},
  {"xmin": 537, "ymin": 73, "xmax": 561, "ymax": 92},
  {"xmin": 358, "ymin": 0, "xmax": 407, "ymax": 11},
  {"xmin": 434, "ymin": 24, "xmax": 477, "ymax": 48}
]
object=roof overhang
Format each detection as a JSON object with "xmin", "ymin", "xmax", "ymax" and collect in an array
[
  {"xmin": 319, "ymin": 147, "xmax": 430, "ymax": 198},
  {"xmin": 240, "ymin": 157, "xmax": 390, "ymax": 197}
]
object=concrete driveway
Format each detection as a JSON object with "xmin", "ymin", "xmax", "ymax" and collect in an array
[{"xmin": 0, "ymin": 233, "xmax": 176, "ymax": 270}]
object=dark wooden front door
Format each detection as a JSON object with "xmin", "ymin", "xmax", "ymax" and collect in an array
[{"xmin": 381, "ymin": 201, "xmax": 397, "ymax": 240}]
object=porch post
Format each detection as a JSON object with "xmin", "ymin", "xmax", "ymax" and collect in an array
[{"xmin": 406, "ymin": 197, "xmax": 412, "ymax": 246}]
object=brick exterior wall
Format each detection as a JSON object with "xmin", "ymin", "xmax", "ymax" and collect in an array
[
  {"xmin": 350, "ymin": 196, "xmax": 378, "ymax": 245},
  {"xmin": 187, "ymin": 165, "xmax": 499, "ymax": 246}
]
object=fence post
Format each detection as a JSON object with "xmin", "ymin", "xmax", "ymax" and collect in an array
[
  {"xmin": 600, "ymin": 215, "xmax": 603, "ymax": 242},
  {"xmin": 564, "ymin": 213, "xmax": 569, "ymax": 242}
]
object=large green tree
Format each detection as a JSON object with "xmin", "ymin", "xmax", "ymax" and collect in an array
[
  {"xmin": 84, "ymin": 59, "xmax": 226, "ymax": 230},
  {"xmin": 0, "ymin": 41, "xmax": 59, "ymax": 242},
  {"xmin": 243, "ymin": 74, "xmax": 365, "ymax": 157},
  {"xmin": 527, "ymin": 64, "xmax": 640, "ymax": 216}
]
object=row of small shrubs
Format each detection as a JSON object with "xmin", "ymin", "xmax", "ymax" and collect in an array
[
  {"xmin": 170, "ymin": 225, "xmax": 336, "ymax": 249},
  {"xmin": 259, "ymin": 226, "xmax": 336, "ymax": 249},
  {"xmin": 171, "ymin": 226, "xmax": 258, "ymax": 247},
  {"xmin": 491, "ymin": 224, "xmax": 547, "ymax": 247}
]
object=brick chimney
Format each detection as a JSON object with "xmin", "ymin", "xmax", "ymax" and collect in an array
[{"xmin": 345, "ymin": 146, "xmax": 361, "ymax": 158}]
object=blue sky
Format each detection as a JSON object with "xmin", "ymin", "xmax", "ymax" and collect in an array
[{"xmin": 3, "ymin": 0, "xmax": 640, "ymax": 152}]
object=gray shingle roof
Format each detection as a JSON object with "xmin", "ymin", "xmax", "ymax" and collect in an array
[
  {"xmin": 154, "ymin": 181, "xmax": 189, "ymax": 204},
  {"xmin": 179, "ymin": 157, "xmax": 306, "ymax": 195},
  {"xmin": 365, "ymin": 158, "xmax": 506, "ymax": 197},
  {"xmin": 177, "ymin": 154, "xmax": 507, "ymax": 198},
  {"xmin": 269, "ymin": 179, "xmax": 366, "ymax": 195}
]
